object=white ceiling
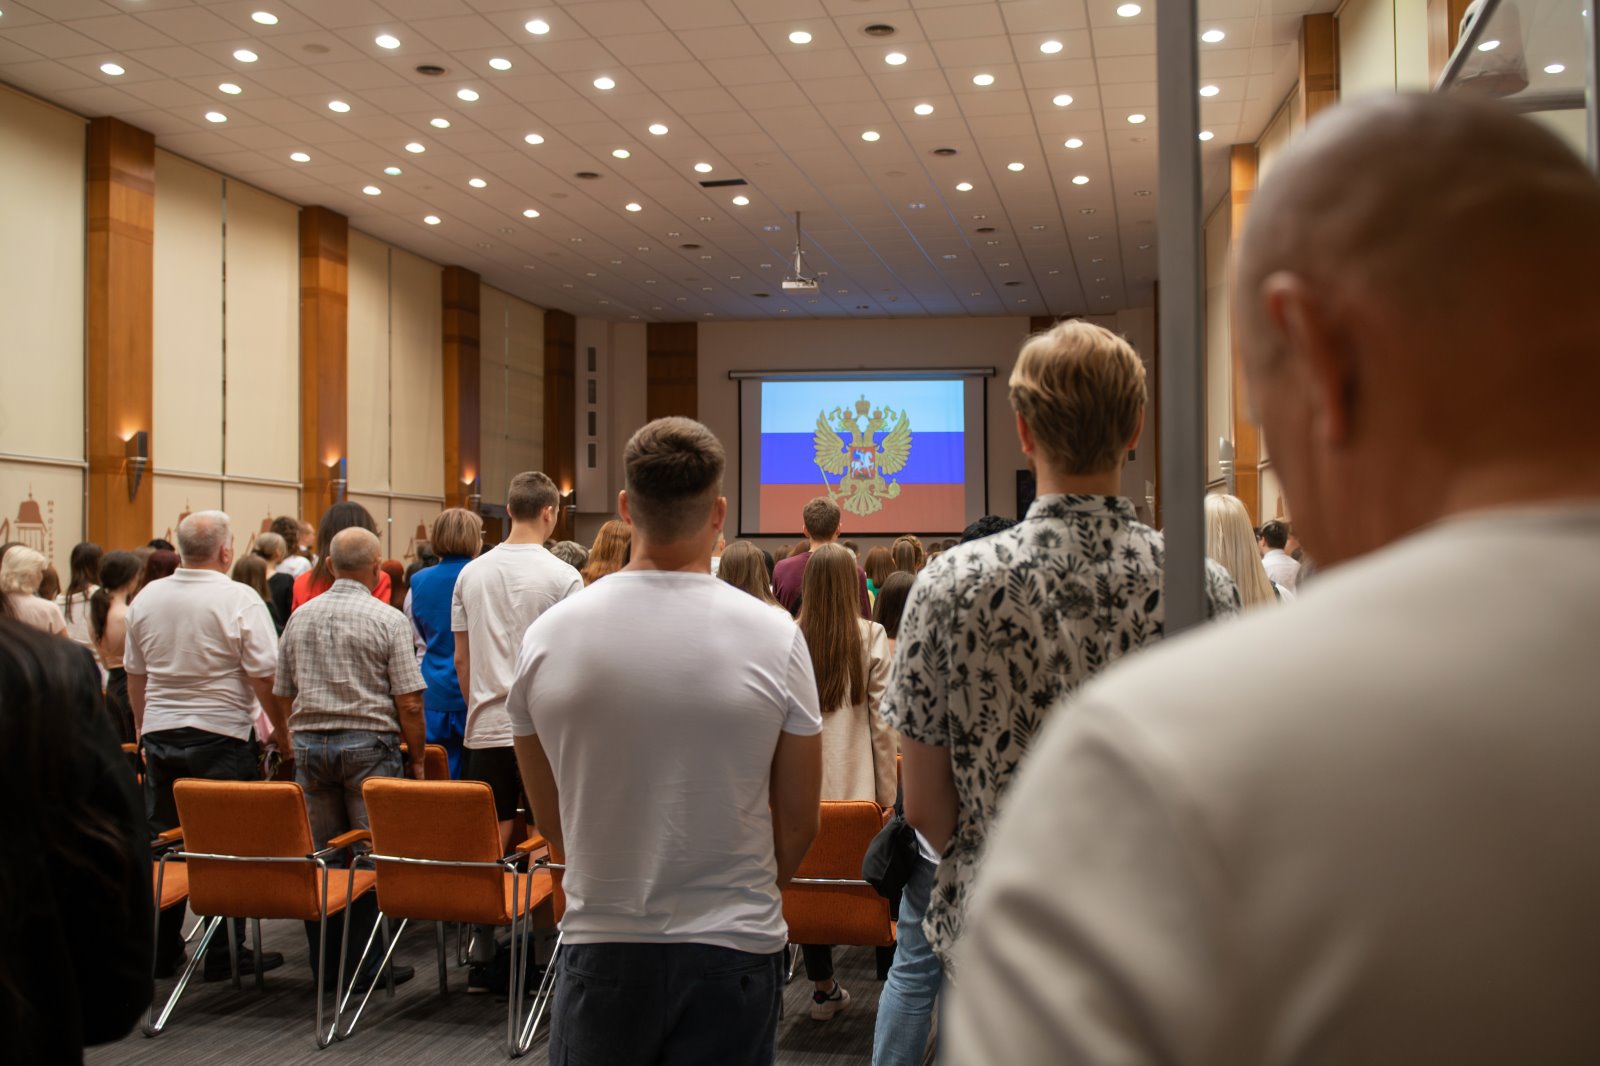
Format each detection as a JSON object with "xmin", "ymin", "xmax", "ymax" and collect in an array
[{"xmin": 0, "ymin": 0, "xmax": 1331, "ymax": 322}]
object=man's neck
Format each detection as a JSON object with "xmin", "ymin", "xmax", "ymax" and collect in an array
[
  {"xmin": 181, "ymin": 560, "xmax": 228, "ymax": 575},
  {"xmin": 805, "ymin": 536, "xmax": 835, "ymax": 553},
  {"xmin": 626, "ymin": 537, "xmax": 711, "ymax": 574},
  {"xmin": 1034, "ymin": 464, "xmax": 1124, "ymax": 500},
  {"xmin": 503, "ymin": 521, "xmax": 548, "ymax": 546}
]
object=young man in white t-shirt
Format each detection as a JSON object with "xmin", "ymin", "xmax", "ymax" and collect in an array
[
  {"xmin": 507, "ymin": 417, "xmax": 823, "ymax": 1065},
  {"xmin": 451, "ymin": 470, "xmax": 581, "ymax": 990}
]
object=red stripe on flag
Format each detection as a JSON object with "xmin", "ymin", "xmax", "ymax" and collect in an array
[{"xmin": 756, "ymin": 484, "xmax": 967, "ymax": 536}]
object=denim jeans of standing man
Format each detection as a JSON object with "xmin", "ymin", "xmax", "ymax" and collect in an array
[{"xmin": 872, "ymin": 856, "xmax": 942, "ymax": 1066}]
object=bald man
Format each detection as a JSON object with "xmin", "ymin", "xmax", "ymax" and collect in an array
[{"xmin": 943, "ymin": 95, "xmax": 1600, "ymax": 1065}]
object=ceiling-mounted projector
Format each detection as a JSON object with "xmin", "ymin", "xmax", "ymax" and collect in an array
[{"xmin": 783, "ymin": 211, "xmax": 824, "ymax": 291}]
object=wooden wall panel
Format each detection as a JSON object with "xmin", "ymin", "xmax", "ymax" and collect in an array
[
  {"xmin": 542, "ymin": 309, "xmax": 576, "ymax": 541},
  {"xmin": 299, "ymin": 206, "xmax": 348, "ymax": 513},
  {"xmin": 646, "ymin": 322, "xmax": 698, "ymax": 420},
  {"xmin": 442, "ymin": 265, "xmax": 480, "ymax": 508},
  {"xmin": 1428, "ymin": 0, "xmax": 1473, "ymax": 82},
  {"xmin": 1228, "ymin": 145, "xmax": 1261, "ymax": 522},
  {"xmin": 1301, "ymin": 13, "xmax": 1340, "ymax": 125},
  {"xmin": 86, "ymin": 117, "xmax": 155, "ymax": 549}
]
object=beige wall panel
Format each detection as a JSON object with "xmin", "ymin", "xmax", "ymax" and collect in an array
[
  {"xmin": 1204, "ymin": 202, "xmax": 1232, "ymax": 487},
  {"xmin": 1532, "ymin": 109, "xmax": 1589, "ymax": 156},
  {"xmin": 152, "ymin": 474, "xmax": 223, "ymax": 546},
  {"xmin": 0, "ymin": 89, "xmax": 85, "ymax": 460},
  {"xmin": 0, "ymin": 461, "xmax": 84, "ymax": 575},
  {"xmin": 1393, "ymin": 0, "xmax": 1432, "ymax": 89},
  {"xmin": 479, "ymin": 285, "xmax": 511, "ymax": 504},
  {"xmin": 389, "ymin": 497, "xmax": 443, "ymax": 565},
  {"xmin": 153, "ymin": 151, "xmax": 224, "ymax": 476},
  {"xmin": 1339, "ymin": 0, "xmax": 1398, "ymax": 97},
  {"xmin": 349, "ymin": 493, "xmax": 393, "ymax": 558},
  {"xmin": 348, "ymin": 232, "xmax": 392, "ymax": 493},
  {"xmin": 388, "ymin": 250, "xmax": 443, "ymax": 498},
  {"xmin": 223, "ymin": 181, "xmax": 299, "ymax": 480},
  {"xmin": 221, "ymin": 482, "xmax": 300, "ymax": 561}
]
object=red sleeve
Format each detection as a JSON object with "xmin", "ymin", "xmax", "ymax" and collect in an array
[
  {"xmin": 291, "ymin": 571, "xmax": 311, "ymax": 611},
  {"xmin": 374, "ymin": 570, "xmax": 392, "ymax": 603},
  {"xmin": 857, "ymin": 567, "xmax": 871, "ymax": 619}
]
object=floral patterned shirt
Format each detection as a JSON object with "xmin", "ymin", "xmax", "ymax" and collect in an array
[{"xmin": 881, "ymin": 494, "xmax": 1240, "ymax": 967}]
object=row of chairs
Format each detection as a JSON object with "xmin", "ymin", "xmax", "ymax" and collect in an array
[{"xmin": 138, "ymin": 742, "xmax": 897, "ymax": 1057}]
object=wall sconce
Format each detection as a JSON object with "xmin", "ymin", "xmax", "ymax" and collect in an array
[
  {"xmin": 327, "ymin": 457, "xmax": 348, "ymax": 503},
  {"xmin": 464, "ymin": 475, "xmax": 481, "ymax": 512},
  {"xmin": 561, "ymin": 487, "xmax": 577, "ymax": 521},
  {"xmin": 124, "ymin": 431, "xmax": 149, "ymax": 502},
  {"xmin": 1218, "ymin": 437, "xmax": 1236, "ymax": 497}
]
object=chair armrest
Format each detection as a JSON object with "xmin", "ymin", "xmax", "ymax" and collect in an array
[
  {"xmin": 313, "ymin": 829, "xmax": 372, "ymax": 857},
  {"xmin": 515, "ymin": 833, "xmax": 550, "ymax": 854},
  {"xmin": 156, "ymin": 827, "xmax": 183, "ymax": 844},
  {"xmin": 121, "ymin": 743, "xmax": 139, "ymax": 754}
]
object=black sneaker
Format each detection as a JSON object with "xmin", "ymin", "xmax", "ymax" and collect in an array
[
  {"xmin": 204, "ymin": 947, "xmax": 285, "ymax": 982},
  {"xmin": 467, "ymin": 962, "xmax": 494, "ymax": 995},
  {"xmin": 351, "ymin": 963, "xmax": 415, "ymax": 995}
]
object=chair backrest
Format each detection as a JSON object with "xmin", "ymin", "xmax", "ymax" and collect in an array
[
  {"xmin": 173, "ymin": 779, "xmax": 323, "ymax": 921},
  {"xmin": 362, "ymin": 778, "xmax": 510, "ymax": 923},
  {"xmin": 783, "ymin": 800, "xmax": 894, "ymax": 947},
  {"xmin": 422, "ymin": 743, "xmax": 449, "ymax": 781}
]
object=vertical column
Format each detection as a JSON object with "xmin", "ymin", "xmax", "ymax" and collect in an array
[
  {"xmin": 645, "ymin": 322, "xmax": 698, "ymax": 420},
  {"xmin": 1228, "ymin": 144, "xmax": 1262, "ymax": 522},
  {"xmin": 542, "ymin": 309, "xmax": 576, "ymax": 541},
  {"xmin": 442, "ymin": 266, "xmax": 480, "ymax": 509},
  {"xmin": 299, "ymin": 205, "xmax": 348, "ymax": 512},
  {"xmin": 1428, "ymin": 0, "xmax": 1473, "ymax": 82},
  {"xmin": 1300, "ymin": 13, "xmax": 1341, "ymax": 126},
  {"xmin": 86, "ymin": 118, "xmax": 156, "ymax": 549}
]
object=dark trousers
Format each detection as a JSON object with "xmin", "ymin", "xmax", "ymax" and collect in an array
[
  {"xmin": 550, "ymin": 943, "xmax": 783, "ymax": 1066},
  {"xmin": 105, "ymin": 667, "xmax": 135, "ymax": 745},
  {"xmin": 143, "ymin": 727, "xmax": 260, "ymax": 970}
]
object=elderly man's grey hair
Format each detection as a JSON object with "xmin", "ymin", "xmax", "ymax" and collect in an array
[
  {"xmin": 329, "ymin": 527, "xmax": 382, "ymax": 575},
  {"xmin": 176, "ymin": 510, "xmax": 232, "ymax": 564}
]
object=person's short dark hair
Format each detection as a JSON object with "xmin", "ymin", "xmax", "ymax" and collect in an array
[
  {"xmin": 508, "ymin": 471, "xmax": 560, "ymax": 523},
  {"xmin": 872, "ymin": 570, "xmax": 917, "ymax": 641},
  {"xmin": 760, "ymin": 547, "xmax": 775, "ymax": 582},
  {"xmin": 841, "ymin": 539, "xmax": 858, "ymax": 555},
  {"xmin": 961, "ymin": 515, "xmax": 1018, "ymax": 544},
  {"xmin": 147, "ymin": 538, "xmax": 174, "ymax": 552},
  {"xmin": 624, "ymin": 417, "xmax": 725, "ymax": 542},
  {"xmin": 1259, "ymin": 520, "xmax": 1290, "ymax": 551},
  {"xmin": 801, "ymin": 497, "xmax": 842, "ymax": 540}
]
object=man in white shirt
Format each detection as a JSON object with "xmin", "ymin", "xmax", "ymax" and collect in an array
[
  {"xmin": 1257, "ymin": 518, "xmax": 1301, "ymax": 590},
  {"xmin": 948, "ymin": 94, "xmax": 1600, "ymax": 1066},
  {"xmin": 125, "ymin": 510, "xmax": 287, "ymax": 981},
  {"xmin": 451, "ymin": 470, "xmax": 581, "ymax": 990},
  {"xmin": 508, "ymin": 417, "xmax": 823, "ymax": 1065}
]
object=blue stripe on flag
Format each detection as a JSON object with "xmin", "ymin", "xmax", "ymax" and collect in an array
[{"xmin": 759, "ymin": 431, "xmax": 965, "ymax": 485}]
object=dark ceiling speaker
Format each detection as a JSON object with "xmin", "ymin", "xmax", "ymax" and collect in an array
[
  {"xmin": 415, "ymin": 64, "xmax": 447, "ymax": 76},
  {"xmin": 863, "ymin": 23, "xmax": 896, "ymax": 36},
  {"xmin": 976, "ymin": 226, "xmax": 996, "ymax": 233},
  {"xmin": 574, "ymin": 171, "xmax": 601, "ymax": 180},
  {"xmin": 931, "ymin": 147, "xmax": 958, "ymax": 156},
  {"xmin": 680, "ymin": 243, "xmax": 701, "ymax": 249},
  {"xmin": 1004, "ymin": 280, "xmax": 1022, "ymax": 287}
]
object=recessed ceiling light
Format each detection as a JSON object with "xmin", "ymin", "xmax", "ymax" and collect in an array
[
  {"xmin": 383, "ymin": 165, "xmax": 401, "ymax": 175},
  {"xmin": 586, "ymin": 272, "xmax": 598, "ymax": 277},
  {"xmin": 1545, "ymin": 62, "xmax": 1567, "ymax": 73},
  {"xmin": 1477, "ymin": 38, "xmax": 1500, "ymax": 51},
  {"xmin": 694, "ymin": 162, "xmax": 713, "ymax": 173},
  {"xmin": 405, "ymin": 141, "xmax": 425, "ymax": 153},
  {"xmin": 1007, "ymin": 161, "xmax": 1025, "ymax": 171},
  {"xmin": 861, "ymin": 130, "xmax": 880, "ymax": 142},
  {"xmin": 362, "ymin": 185, "xmax": 381, "ymax": 195},
  {"xmin": 526, "ymin": 18, "xmax": 550, "ymax": 34},
  {"xmin": 955, "ymin": 181, "xmax": 973, "ymax": 191},
  {"xmin": 219, "ymin": 82, "xmax": 242, "ymax": 94},
  {"xmin": 468, "ymin": 177, "xmax": 487, "ymax": 188},
  {"xmin": 1080, "ymin": 207, "xmax": 1096, "ymax": 215},
  {"xmin": 612, "ymin": 148, "xmax": 631, "ymax": 158},
  {"xmin": 329, "ymin": 99, "xmax": 351, "ymax": 113},
  {"xmin": 1198, "ymin": 129, "xmax": 1215, "ymax": 141},
  {"xmin": 648, "ymin": 122, "xmax": 669, "ymax": 135},
  {"xmin": 375, "ymin": 33, "xmax": 400, "ymax": 49},
  {"xmin": 204, "ymin": 111, "xmax": 227, "ymax": 123},
  {"xmin": 625, "ymin": 202, "xmax": 642, "ymax": 211},
  {"xmin": 251, "ymin": 11, "xmax": 278, "ymax": 25},
  {"xmin": 907, "ymin": 201, "xmax": 926, "ymax": 209},
  {"xmin": 1040, "ymin": 39, "xmax": 1063, "ymax": 54},
  {"xmin": 1116, "ymin": 3, "xmax": 1141, "ymax": 16},
  {"xmin": 101, "ymin": 62, "xmax": 126, "ymax": 76},
  {"xmin": 233, "ymin": 49, "xmax": 258, "ymax": 63},
  {"xmin": 456, "ymin": 88, "xmax": 479, "ymax": 101},
  {"xmin": 489, "ymin": 57, "xmax": 512, "ymax": 70},
  {"xmin": 789, "ymin": 30, "xmax": 813, "ymax": 44},
  {"xmin": 430, "ymin": 117, "xmax": 450, "ymax": 128},
  {"xmin": 1091, "ymin": 257, "xmax": 1104, "ymax": 263},
  {"xmin": 1086, "ymin": 234, "xmax": 1101, "ymax": 240},
  {"xmin": 1052, "ymin": 93, "xmax": 1073, "ymax": 107},
  {"xmin": 1072, "ymin": 174, "xmax": 1090, "ymax": 185},
  {"xmin": 913, "ymin": 103, "xmax": 933, "ymax": 115},
  {"xmin": 523, "ymin": 208, "xmax": 540, "ymax": 218},
  {"xmin": 1128, "ymin": 113, "xmax": 1146, "ymax": 124},
  {"xmin": 942, "ymin": 254, "xmax": 958, "ymax": 260},
  {"xmin": 1138, "ymin": 243, "xmax": 1151, "ymax": 250},
  {"xmin": 593, "ymin": 76, "xmax": 615, "ymax": 90},
  {"xmin": 699, "ymin": 215, "xmax": 713, "ymax": 221},
  {"xmin": 1095, "ymin": 276, "xmax": 1107, "ymax": 282},
  {"xmin": 290, "ymin": 151, "xmax": 311, "ymax": 163},
  {"xmin": 885, "ymin": 51, "xmax": 907, "ymax": 65},
  {"xmin": 970, "ymin": 291, "xmax": 982, "ymax": 297},
  {"xmin": 732, "ymin": 195, "xmax": 750, "ymax": 206},
  {"xmin": 524, "ymin": 133, "xmax": 544, "ymax": 145},
  {"xmin": 1134, "ymin": 188, "xmax": 1152, "ymax": 196},
  {"xmin": 972, "ymin": 73, "xmax": 995, "ymax": 86},
  {"xmin": 1199, "ymin": 84, "xmax": 1220, "ymax": 97},
  {"xmin": 424, "ymin": 215, "xmax": 440, "ymax": 225},
  {"xmin": 1065, "ymin": 137, "xmax": 1084, "ymax": 149},
  {"xmin": 1201, "ymin": 28, "xmax": 1226, "ymax": 43}
]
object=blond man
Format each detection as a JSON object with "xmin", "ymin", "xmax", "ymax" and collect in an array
[{"xmin": 872, "ymin": 321, "xmax": 1239, "ymax": 1066}]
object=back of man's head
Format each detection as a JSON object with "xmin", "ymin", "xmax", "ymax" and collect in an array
[
  {"xmin": 329, "ymin": 527, "xmax": 381, "ymax": 577},
  {"xmin": 1010, "ymin": 320, "xmax": 1145, "ymax": 477},
  {"xmin": 624, "ymin": 417, "xmax": 725, "ymax": 543},
  {"xmin": 176, "ymin": 511, "xmax": 232, "ymax": 566},
  {"xmin": 1258, "ymin": 520, "xmax": 1290, "ymax": 551},
  {"xmin": 507, "ymin": 471, "xmax": 559, "ymax": 524},
  {"xmin": 802, "ymin": 497, "xmax": 842, "ymax": 541},
  {"xmin": 961, "ymin": 515, "xmax": 1017, "ymax": 544}
]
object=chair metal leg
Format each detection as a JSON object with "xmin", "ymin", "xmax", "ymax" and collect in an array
[
  {"xmin": 144, "ymin": 915, "xmax": 222, "ymax": 1036},
  {"xmin": 253, "ymin": 918, "xmax": 266, "ymax": 990},
  {"xmin": 515, "ymin": 930, "xmax": 562, "ymax": 1056},
  {"xmin": 436, "ymin": 922, "xmax": 449, "ymax": 995},
  {"xmin": 382, "ymin": 914, "xmax": 396, "ymax": 998},
  {"xmin": 336, "ymin": 916, "xmax": 408, "ymax": 1041},
  {"xmin": 786, "ymin": 944, "xmax": 801, "ymax": 984},
  {"xmin": 227, "ymin": 919, "xmax": 241, "ymax": 990}
]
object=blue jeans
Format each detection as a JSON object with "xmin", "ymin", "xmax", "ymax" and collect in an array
[
  {"xmin": 872, "ymin": 857, "xmax": 942, "ymax": 1066},
  {"xmin": 550, "ymin": 942, "xmax": 783, "ymax": 1066},
  {"xmin": 424, "ymin": 704, "xmax": 466, "ymax": 778}
]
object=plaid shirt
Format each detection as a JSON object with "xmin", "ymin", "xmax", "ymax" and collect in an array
[{"xmin": 275, "ymin": 579, "xmax": 424, "ymax": 733}]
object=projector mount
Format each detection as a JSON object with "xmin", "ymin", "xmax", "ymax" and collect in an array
[{"xmin": 782, "ymin": 211, "xmax": 824, "ymax": 291}]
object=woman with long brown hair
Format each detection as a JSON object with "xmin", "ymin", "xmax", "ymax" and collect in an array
[
  {"xmin": 794, "ymin": 542, "xmax": 895, "ymax": 1021},
  {"xmin": 582, "ymin": 519, "xmax": 632, "ymax": 585},
  {"xmin": 290, "ymin": 501, "xmax": 391, "ymax": 611},
  {"xmin": 890, "ymin": 534, "xmax": 925, "ymax": 574},
  {"xmin": 715, "ymin": 540, "xmax": 789, "ymax": 616},
  {"xmin": 863, "ymin": 545, "xmax": 893, "ymax": 601}
]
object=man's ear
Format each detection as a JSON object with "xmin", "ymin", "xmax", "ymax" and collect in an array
[
  {"xmin": 1262, "ymin": 272, "xmax": 1354, "ymax": 448},
  {"xmin": 1126, "ymin": 406, "xmax": 1145, "ymax": 453},
  {"xmin": 1015, "ymin": 411, "xmax": 1037, "ymax": 457},
  {"xmin": 617, "ymin": 490, "xmax": 631, "ymax": 526},
  {"xmin": 711, "ymin": 495, "xmax": 727, "ymax": 533}
]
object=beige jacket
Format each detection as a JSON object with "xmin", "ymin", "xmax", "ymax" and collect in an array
[{"xmin": 819, "ymin": 618, "xmax": 897, "ymax": 809}]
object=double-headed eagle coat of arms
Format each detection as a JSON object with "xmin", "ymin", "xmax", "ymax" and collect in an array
[{"xmin": 813, "ymin": 396, "xmax": 913, "ymax": 517}]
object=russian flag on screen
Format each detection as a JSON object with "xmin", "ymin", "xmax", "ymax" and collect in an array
[{"xmin": 757, "ymin": 380, "xmax": 967, "ymax": 534}]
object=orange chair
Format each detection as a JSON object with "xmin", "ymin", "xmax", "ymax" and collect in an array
[
  {"xmin": 145, "ymin": 780, "xmax": 377, "ymax": 1047},
  {"xmin": 783, "ymin": 801, "xmax": 897, "ymax": 961},
  {"xmin": 340, "ymin": 778, "xmax": 558, "ymax": 1055},
  {"xmin": 398, "ymin": 741, "xmax": 450, "ymax": 781}
]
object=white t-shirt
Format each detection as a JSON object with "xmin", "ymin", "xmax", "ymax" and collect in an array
[
  {"xmin": 507, "ymin": 570, "xmax": 823, "ymax": 956},
  {"xmin": 452, "ymin": 542, "xmax": 582, "ymax": 749},
  {"xmin": 57, "ymin": 588, "xmax": 97, "ymax": 650},
  {"xmin": 278, "ymin": 554, "xmax": 312, "ymax": 579},
  {"xmin": 123, "ymin": 568, "xmax": 278, "ymax": 740}
]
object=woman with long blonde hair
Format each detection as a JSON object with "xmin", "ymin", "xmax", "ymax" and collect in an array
[
  {"xmin": 1205, "ymin": 494, "xmax": 1284, "ymax": 610},
  {"xmin": 794, "ymin": 542, "xmax": 895, "ymax": 1020},
  {"xmin": 583, "ymin": 519, "xmax": 632, "ymax": 585}
]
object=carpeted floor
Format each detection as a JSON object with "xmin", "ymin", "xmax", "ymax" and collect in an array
[{"xmin": 87, "ymin": 918, "xmax": 886, "ymax": 1065}]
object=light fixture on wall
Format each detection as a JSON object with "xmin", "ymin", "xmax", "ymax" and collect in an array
[
  {"xmin": 124, "ymin": 431, "xmax": 148, "ymax": 501},
  {"xmin": 464, "ymin": 475, "xmax": 482, "ymax": 512},
  {"xmin": 562, "ymin": 487, "xmax": 577, "ymax": 523},
  {"xmin": 327, "ymin": 457, "xmax": 348, "ymax": 503},
  {"xmin": 1218, "ymin": 437, "xmax": 1236, "ymax": 497}
]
